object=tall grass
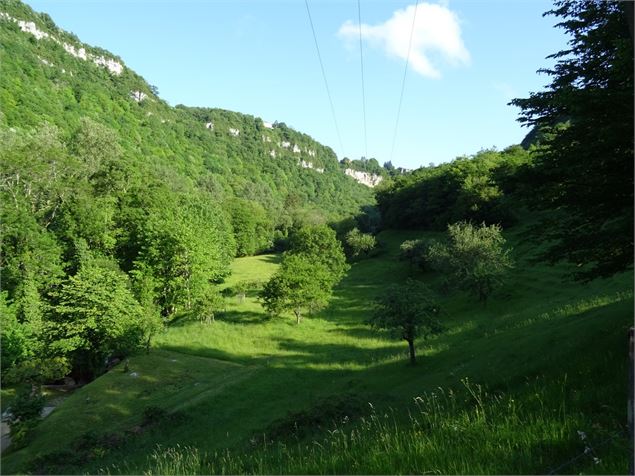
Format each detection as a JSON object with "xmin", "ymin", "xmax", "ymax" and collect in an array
[
  {"xmin": 122, "ymin": 378, "xmax": 628, "ymax": 475},
  {"xmin": 6, "ymin": 230, "xmax": 631, "ymax": 475}
]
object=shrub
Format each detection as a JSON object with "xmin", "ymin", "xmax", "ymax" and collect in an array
[{"xmin": 344, "ymin": 228, "xmax": 377, "ymax": 259}]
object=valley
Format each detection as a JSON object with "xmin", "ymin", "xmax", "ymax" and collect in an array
[{"xmin": 0, "ymin": 0, "xmax": 632, "ymax": 474}]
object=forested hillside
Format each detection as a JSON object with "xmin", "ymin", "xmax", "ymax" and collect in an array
[{"xmin": 0, "ymin": 0, "xmax": 373, "ymax": 384}]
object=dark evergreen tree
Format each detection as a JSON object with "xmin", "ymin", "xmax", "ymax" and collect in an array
[{"xmin": 510, "ymin": 0, "xmax": 633, "ymax": 279}]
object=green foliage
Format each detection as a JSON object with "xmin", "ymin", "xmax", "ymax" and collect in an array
[
  {"xmin": 429, "ymin": 222, "xmax": 513, "ymax": 303},
  {"xmin": 341, "ymin": 156, "xmax": 385, "ymax": 176},
  {"xmin": 376, "ymin": 147, "xmax": 528, "ymax": 230},
  {"xmin": 0, "ymin": 292, "xmax": 34, "ymax": 375},
  {"xmin": 287, "ymin": 225, "xmax": 349, "ymax": 282},
  {"xmin": 231, "ymin": 279, "xmax": 262, "ymax": 303},
  {"xmin": 0, "ymin": 1, "xmax": 374, "ymax": 388},
  {"xmin": 8, "ymin": 386, "xmax": 45, "ymax": 424},
  {"xmin": 262, "ymin": 225, "xmax": 349, "ymax": 323},
  {"xmin": 260, "ymin": 225, "xmax": 348, "ymax": 323},
  {"xmin": 260, "ymin": 254, "xmax": 333, "ymax": 324},
  {"xmin": 46, "ymin": 262, "xmax": 145, "ymax": 379},
  {"xmin": 192, "ymin": 290, "xmax": 224, "ymax": 324},
  {"xmin": 369, "ymin": 279, "xmax": 442, "ymax": 364},
  {"xmin": 9, "ymin": 419, "xmax": 39, "ymax": 450},
  {"xmin": 226, "ymin": 198, "xmax": 273, "ymax": 257},
  {"xmin": 399, "ymin": 239, "xmax": 431, "ymax": 270},
  {"xmin": 7, "ymin": 385, "xmax": 45, "ymax": 449},
  {"xmin": 344, "ymin": 227, "xmax": 377, "ymax": 259},
  {"xmin": 2, "ymin": 231, "xmax": 631, "ymax": 475},
  {"xmin": 510, "ymin": 0, "xmax": 633, "ymax": 280}
]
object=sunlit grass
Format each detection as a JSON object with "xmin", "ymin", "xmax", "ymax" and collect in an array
[{"xmin": 3, "ymin": 227, "xmax": 632, "ymax": 475}]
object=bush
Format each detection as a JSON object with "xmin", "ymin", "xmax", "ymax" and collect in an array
[
  {"xmin": 345, "ymin": 228, "xmax": 377, "ymax": 259},
  {"xmin": 8, "ymin": 386, "xmax": 44, "ymax": 423},
  {"xmin": 399, "ymin": 239, "xmax": 432, "ymax": 270},
  {"xmin": 9, "ymin": 419, "xmax": 38, "ymax": 449}
]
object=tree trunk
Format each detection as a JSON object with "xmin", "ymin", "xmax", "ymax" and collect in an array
[
  {"xmin": 407, "ymin": 338, "xmax": 416, "ymax": 365},
  {"xmin": 294, "ymin": 310, "xmax": 302, "ymax": 325}
]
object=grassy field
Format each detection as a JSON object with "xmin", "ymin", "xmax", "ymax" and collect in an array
[{"xmin": 2, "ymin": 228, "xmax": 632, "ymax": 474}]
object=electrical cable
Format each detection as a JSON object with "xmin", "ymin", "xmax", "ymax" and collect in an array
[
  {"xmin": 358, "ymin": 0, "xmax": 368, "ymax": 160},
  {"xmin": 389, "ymin": 0, "xmax": 419, "ymax": 163},
  {"xmin": 304, "ymin": 0, "xmax": 346, "ymax": 159}
]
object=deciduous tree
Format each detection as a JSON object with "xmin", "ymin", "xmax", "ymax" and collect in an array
[
  {"xmin": 260, "ymin": 254, "xmax": 332, "ymax": 324},
  {"xmin": 429, "ymin": 222, "xmax": 513, "ymax": 303},
  {"xmin": 369, "ymin": 279, "xmax": 442, "ymax": 365}
]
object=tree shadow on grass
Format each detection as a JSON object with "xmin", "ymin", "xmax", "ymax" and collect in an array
[
  {"xmin": 15, "ymin": 296, "xmax": 629, "ymax": 475},
  {"xmin": 254, "ymin": 254, "xmax": 281, "ymax": 264},
  {"xmin": 220, "ymin": 309, "xmax": 270, "ymax": 325}
]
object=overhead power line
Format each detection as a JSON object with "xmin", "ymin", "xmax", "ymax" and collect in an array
[
  {"xmin": 358, "ymin": 0, "xmax": 368, "ymax": 160},
  {"xmin": 389, "ymin": 0, "xmax": 419, "ymax": 163},
  {"xmin": 304, "ymin": 0, "xmax": 346, "ymax": 159}
]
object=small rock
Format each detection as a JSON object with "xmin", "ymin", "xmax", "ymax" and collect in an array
[{"xmin": 129, "ymin": 372, "xmax": 139, "ymax": 378}]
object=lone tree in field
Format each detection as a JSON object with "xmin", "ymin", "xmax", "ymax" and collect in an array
[
  {"xmin": 429, "ymin": 222, "xmax": 513, "ymax": 303},
  {"xmin": 369, "ymin": 279, "xmax": 442, "ymax": 365},
  {"xmin": 261, "ymin": 225, "xmax": 349, "ymax": 323},
  {"xmin": 260, "ymin": 254, "xmax": 332, "ymax": 324}
]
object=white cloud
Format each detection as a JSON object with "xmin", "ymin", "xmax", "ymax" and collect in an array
[{"xmin": 338, "ymin": 2, "xmax": 470, "ymax": 79}]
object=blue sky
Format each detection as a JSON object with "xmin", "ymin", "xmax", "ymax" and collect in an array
[{"xmin": 25, "ymin": 0, "xmax": 569, "ymax": 169}]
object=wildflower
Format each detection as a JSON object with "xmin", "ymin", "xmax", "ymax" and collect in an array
[
  {"xmin": 593, "ymin": 457, "xmax": 601, "ymax": 465},
  {"xmin": 577, "ymin": 430, "xmax": 587, "ymax": 441}
]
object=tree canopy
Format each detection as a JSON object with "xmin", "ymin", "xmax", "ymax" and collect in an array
[
  {"xmin": 510, "ymin": 0, "xmax": 633, "ymax": 280},
  {"xmin": 429, "ymin": 222, "xmax": 513, "ymax": 303},
  {"xmin": 0, "ymin": 2, "xmax": 373, "ymax": 382},
  {"xmin": 369, "ymin": 279, "xmax": 442, "ymax": 365},
  {"xmin": 260, "ymin": 225, "xmax": 349, "ymax": 323}
]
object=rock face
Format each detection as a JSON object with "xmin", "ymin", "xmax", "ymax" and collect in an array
[
  {"xmin": 344, "ymin": 169, "xmax": 383, "ymax": 187},
  {"xmin": 130, "ymin": 91, "xmax": 147, "ymax": 102},
  {"xmin": 0, "ymin": 12, "xmax": 124, "ymax": 75},
  {"xmin": 300, "ymin": 160, "xmax": 324, "ymax": 173}
]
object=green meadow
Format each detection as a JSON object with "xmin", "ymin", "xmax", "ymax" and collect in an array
[{"xmin": 2, "ymin": 228, "xmax": 632, "ymax": 474}]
